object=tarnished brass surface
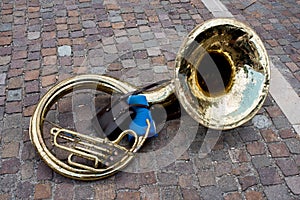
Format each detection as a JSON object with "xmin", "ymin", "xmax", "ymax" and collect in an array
[
  {"xmin": 30, "ymin": 18, "xmax": 270, "ymax": 180},
  {"xmin": 174, "ymin": 18, "xmax": 270, "ymax": 130},
  {"xmin": 30, "ymin": 75, "xmax": 151, "ymax": 180}
]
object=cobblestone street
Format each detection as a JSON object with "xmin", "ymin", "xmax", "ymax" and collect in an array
[{"xmin": 0, "ymin": 0, "xmax": 300, "ymax": 199}]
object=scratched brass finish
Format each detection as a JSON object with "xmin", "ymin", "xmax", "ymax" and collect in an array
[
  {"xmin": 174, "ymin": 18, "xmax": 270, "ymax": 129},
  {"xmin": 30, "ymin": 18, "xmax": 270, "ymax": 180},
  {"xmin": 30, "ymin": 75, "xmax": 151, "ymax": 180}
]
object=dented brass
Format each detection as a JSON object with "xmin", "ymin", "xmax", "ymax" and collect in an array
[{"xmin": 30, "ymin": 18, "xmax": 270, "ymax": 180}]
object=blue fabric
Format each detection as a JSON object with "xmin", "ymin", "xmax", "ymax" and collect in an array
[{"xmin": 127, "ymin": 95, "xmax": 157, "ymax": 141}]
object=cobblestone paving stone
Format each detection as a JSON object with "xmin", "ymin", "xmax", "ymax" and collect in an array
[
  {"xmin": 220, "ymin": 0, "xmax": 300, "ymax": 97},
  {"xmin": 0, "ymin": 0, "xmax": 300, "ymax": 199}
]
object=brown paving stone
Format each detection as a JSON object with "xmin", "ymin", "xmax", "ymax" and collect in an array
[
  {"xmin": 74, "ymin": 185, "xmax": 94, "ymax": 199},
  {"xmin": 26, "ymin": 60, "xmax": 40, "ymax": 70},
  {"xmin": 268, "ymin": 142, "xmax": 290, "ymax": 158},
  {"xmin": 178, "ymin": 174, "xmax": 198, "ymax": 188},
  {"xmin": 25, "ymin": 80, "xmax": 39, "ymax": 93},
  {"xmin": 0, "ymin": 36, "xmax": 12, "ymax": 45},
  {"xmin": 0, "ymin": 47, "xmax": 12, "ymax": 56},
  {"xmin": 41, "ymin": 74, "xmax": 57, "ymax": 87},
  {"xmin": 0, "ymin": 157, "xmax": 21, "ymax": 174},
  {"xmin": 260, "ymin": 129, "xmax": 280, "ymax": 142},
  {"xmin": 43, "ymin": 55, "xmax": 57, "ymax": 65},
  {"xmin": 246, "ymin": 141, "xmax": 266, "ymax": 156},
  {"xmin": 1, "ymin": 142, "xmax": 20, "ymax": 158},
  {"xmin": 94, "ymin": 183, "xmax": 116, "ymax": 200},
  {"xmin": 11, "ymin": 59, "xmax": 26, "ymax": 69},
  {"xmin": 34, "ymin": 183, "xmax": 52, "ymax": 200},
  {"xmin": 6, "ymin": 101, "xmax": 22, "ymax": 113},
  {"xmin": 278, "ymin": 129, "xmax": 296, "ymax": 139},
  {"xmin": 36, "ymin": 162, "xmax": 53, "ymax": 181},
  {"xmin": 8, "ymin": 76, "xmax": 23, "ymax": 88},
  {"xmin": 23, "ymin": 105, "xmax": 36, "ymax": 117},
  {"xmin": 245, "ymin": 190, "xmax": 264, "ymax": 200},
  {"xmin": 139, "ymin": 172, "xmax": 157, "ymax": 185},
  {"xmin": 21, "ymin": 142, "xmax": 36, "ymax": 161},
  {"xmin": 12, "ymin": 50, "xmax": 27, "ymax": 60},
  {"xmin": 197, "ymin": 170, "xmax": 216, "ymax": 186},
  {"xmin": 54, "ymin": 183, "xmax": 74, "ymax": 200},
  {"xmin": 115, "ymin": 172, "xmax": 141, "ymax": 189},
  {"xmin": 239, "ymin": 175, "xmax": 258, "ymax": 191},
  {"xmin": 0, "ymin": 194, "xmax": 11, "ymax": 200},
  {"xmin": 224, "ymin": 192, "xmax": 242, "ymax": 200},
  {"xmin": 24, "ymin": 70, "xmax": 39, "ymax": 81},
  {"xmin": 41, "ymin": 48, "xmax": 56, "ymax": 56},
  {"xmin": 181, "ymin": 188, "xmax": 200, "ymax": 199},
  {"xmin": 265, "ymin": 106, "xmax": 283, "ymax": 118}
]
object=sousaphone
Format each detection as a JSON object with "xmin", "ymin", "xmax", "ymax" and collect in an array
[{"xmin": 30, "ymin": 18, "xmax": 270, "ymax": 180}]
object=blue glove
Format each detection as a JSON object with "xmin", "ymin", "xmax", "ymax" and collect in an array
[{"xmin": 127, "ymin": 94, "xmax": 157, "ymax": 141}]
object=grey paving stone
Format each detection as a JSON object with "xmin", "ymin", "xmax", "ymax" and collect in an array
[
  {"xmin": 82, "ymin": 20, "xmax": 96, "ymax": 28},
  {"xmin": 2, "ymin": 127, "xmax": 23, "ymax": 143},
  {"xmin": 27, "ymin": 32, "xmax": 41, "ymax": 40},
  {"xmin": 144, "ymin": 40, "xmax": 159, "ymax": 48},
  {"xmin": 109, "ymin": 16, "xmax": 122, "ymax": 23},
  {"xmin": 121, "ymin": 59, "xmax": 136, "ymax": 68},
  {"xmin": 157, "ymin": 172, "xmax": 178, "ymax": 186},
  {"xmin": 160, "ymin": 187, "xmax": 182, "ymax": 200},
  {"xmin": 0, "ymin": 23, "xmax": 12, "ymax": 32},
  {"xmin": 285, "ymin": 176, "xmax": 300, "ymax": 195},
  {"xmin": 0, "ymin": 56, "xmax": 11, "ymax": 66},
  {"xmin": 132, "ymin": 43, "xmax": 145, "ymax": 51},
  {"xmin": 137, "ymin": 20, "xmax": 148, "ymax": 25},
  {"xmin": 127, "ymin": 28, "xmax": 140, "ymax": 36},
  {"xmin": 141, "ymin": 32, "xmax": 154, "ymax": 40},
  {"xmin": 139, "ymin": 70, "xmax": 154, "ymax": 82},
  {"xmin": 264, "ymin": 184, "xmax": 292, "ymax": 200},
  {"xmin": 198, "ymin": 170, "xmax": 216, "ymax": 186},
  {"xmin": 252, "ymin": 155, "xmax": 273, "ymax": 169},
  {"xmin": 147, "ymin": 47, "xmax": 161, "ymax": 56},
  {"xmin": 7, "ymin": 89, "xmax": 22, "ymax": 101},
  {"xmin": 103, "ymin": 45, "xmax": 118, "ymax": 54},
  {"xmin": 258, "ymin": 167, "xmax": 283, "ymax": 186},
  {"xmin": 0, "ymin": 107, "xmax": 4, "ymax": 121},
  {"xmin": 153, "ymin": 65, "xmax": 168, "ymax": 73},
  {"xmin": 238, "ymin": 127, "xmax": 261, "ymax": 142},
  {"xmin": 252, "ymin": 115, "xmax": 272, "ymax": 129},
  {"xmin": 276, "ymin": 158, "xmax": 299, "ymax": 176},
  {"xmin": 291, "ymin": 41, "xmax": 300, "ymax": 49},
  {"xmin": 0, "ymin": 73, "xmax": 6, "ymax": 85},
  {"xmin": 58, "ymin": 45, "xmax": 72, "ymax": 57},
  {"xmin": 199, "ymin": 186, "xmax": 223, "ymax": 200},
  {"xmin": 272, "ymin": 116, "xmax": 291, "ymax": 129},
  {"xmin": 0, "ymin": 174, "xmax": 18, "ymax": 193},
  {"xmin": 285, "ymin": 138, "xmax": 300, "ymax": 154},
  {"xmin": 15, "ymin": 181, "xmax": 34, "ymax": 200},
  {"xmin": 217, "ymin": 175, "xmax": 238, "ymax": 192},
  {"xmin": 239, "ymin": 175, "xmax": 257, "ymax": 191}
]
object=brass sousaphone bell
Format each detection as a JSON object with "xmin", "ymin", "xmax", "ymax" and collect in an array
[{"xmin": 30, "ymin": 18, "xmax": 270, "ymax": 180}]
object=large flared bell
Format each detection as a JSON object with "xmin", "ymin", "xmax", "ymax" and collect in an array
[{"xmin": 174, "ymin": 18, "xmax": 270, "ymax": 130}]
